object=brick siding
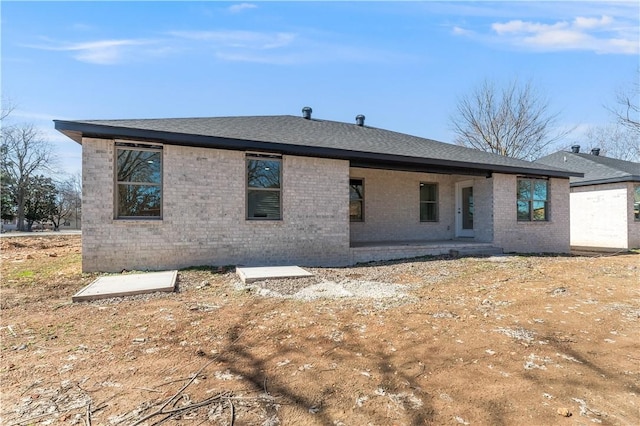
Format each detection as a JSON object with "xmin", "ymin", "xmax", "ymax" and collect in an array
[
  {"xmin": 81, "ymin": 138, "xmax": 572, "ymax": 271},
  {"xmin": 81, "ymin": 139, "xmax": 350, "ymax": 272},
  {"xmin": 349, "ymin": 168, "xmax": 495, "ymax": 244},
  {"xmin": 492, "ymin": 174, "xmax": 570, "ymax": 253}
]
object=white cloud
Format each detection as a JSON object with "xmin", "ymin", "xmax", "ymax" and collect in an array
[
  {"xmin": 169, "ymin": 30, "xmax": 296, "ymax": 50},
  {"xmin": 214, "ymin": 51, "xmax": 298, "ymax": 65},
  {"xmin": 69, "ymin": 40, "xmax": 152, "ymax": 64},
  {"xmin": 573, "ymin": 15, "xmax": 613, "ymax": 29},
  {"xmin": 21, "ymin": 29, "xmax": 394, "ymax": 66},
  {"xmin": 176, "ymin": 28, "xmax": 413, "ymax": 65},
  {"xmin": 491, "ymin": 16, "xmax": 616, "ymax": 35},
  {"xmin": 228, "ymin": 3, "xmax": 257, "ymax": 14},
  {"xmin": 489, "ymin": 15, "xmax": 638, "ymax": 55},
  {"xmin": 492, "ymin": 20, "xmax": 569, "ymax": 35},
  {"xmin": 452, "ymin": 1, "xmax": 638, "ymax": 56},
  {"xmin": 23, "ymin": 39, "xmax": 156, "ymax": 64},
  {"xmin": 22, "ymin": 25, "xmax": 411, "ymax": 67},
  {"xmin": 10, "ymin": 110, "xmax": 61, "ymax": 123},
  {"xmin": 452, "ymin": 26, "xmax": 474, "ymax": 36},
  {"xmin": 524, "ymin": 28, "xmax": 590, "ymax": 47}
]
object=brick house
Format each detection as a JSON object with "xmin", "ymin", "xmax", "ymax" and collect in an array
[
  {"xmin": 55, "ymin": 109, "xmax": 579, "ymax": 272},
  {"xmin": 536, "ymin": 146, "xmax": 640, "ymax": 250}
]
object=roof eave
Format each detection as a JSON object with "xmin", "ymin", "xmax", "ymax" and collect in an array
[
  {"xmin": 570, "ymin": 176, "xmax": 640, "ymax": 187},
  {"xmin": 53, "ymin": 120, "xmax": 578, "ymax": 178},
  {"xmin": 348, "ymin": 154, "xmax": 577, "ymax": 178}
]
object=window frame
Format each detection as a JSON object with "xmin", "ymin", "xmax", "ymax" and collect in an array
[
  {"xmin": 246, "ymin": 153, "xmax": 282, "ymax": 221},
  {"xmin": 634, "ymin": 185, "xmax": 640, "ymax": 222},
  {"xmin": 517, "ymin": 177, "xmax": 549, "ymax": 222},
  {"xmin": 114, "ymin": 142, "xmax": 163, "ymax": 220},
  {"xmin": 419, "ymin": 182, "xmax": 439, "ymax": 222},
  {"xmin": 349, "ymin": 178, "xmax": 365, "ymax": 222}
]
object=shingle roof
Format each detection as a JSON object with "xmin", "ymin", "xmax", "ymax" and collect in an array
[
  {"xmin": 54, "ymin": 115, "xmax": 579, "ymax": 178},
  {"xmin": 535, "ymin": 151, "xmax": 640, "ymax": 186}
]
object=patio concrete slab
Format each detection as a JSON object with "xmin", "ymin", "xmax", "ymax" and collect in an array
[
  {"xmin": 236, "ymin": 266, "xmax": 314, "ymax": 284},
  {"xmin": 72, "ymin": 270, "xmax": 178, "ymax": 302}
]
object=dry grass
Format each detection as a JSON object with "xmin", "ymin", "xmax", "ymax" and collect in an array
[{"xmin": 1, "ymin": 234, "xmax": 639, "ymax": 425}]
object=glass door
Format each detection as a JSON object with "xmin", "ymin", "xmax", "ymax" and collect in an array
[{"xmin": 456, "ymin": 181, "xmax": 474, "ymax": 238}]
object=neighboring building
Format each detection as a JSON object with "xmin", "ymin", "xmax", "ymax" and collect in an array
[
  {"xmin": 55, "ymin": 109, "xmax": 579, "ymax": 272},
  {"xmin": 536, "ymin": 146, "xmax": 640, "ymax": 251},
  {"xmin": 1, "ymin": 219, "xmax": 17, "ymax": 232},
  {"xmin": 58, "ymin": 210, "xmax": 82, "ymax": 230}
]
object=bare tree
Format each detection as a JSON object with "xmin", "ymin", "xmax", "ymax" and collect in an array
[
  {"xmin": 50, "ymin": 175, "xmax": 82, "ymax": 230},
  {"xmin": 1, "ymin": 171, "xmax": 15, "ymax": 221},
  {"xmin": 1, "ymin": 97, "xmax": 16, "ymax": 122},
  {"xmin": 607, "ymin": 69, "xmax": 640, "ymax": 136},
  {"xmin": 579, "ymin": 124, "xmax": 640, "ymax": 162},
  {"xmin": 69, "ymin": 172, "xmax": 82, "ymax": 229},
  {"xmin": 577, "ymin": 71, "xmax": 640, "ymax": 162},
  {"xmin": 23, "ymin": 175, "xmax": 57, "ymax": 232},
  {"xmin": 1, "ymin": 123, "xmax": 55, "ymax": 231},
  {"xmin": 450, "ymin": 78, "xmax": 572, "ymax": 160}
]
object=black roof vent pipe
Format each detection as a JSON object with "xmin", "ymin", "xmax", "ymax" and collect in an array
[
  {"xmin": 571, "ymin": 145, "xmax": 580, "ymax": 153},
  {"xmin": 302, "ymin": 106, "xmax": 312, "ymax": 119},
  {"xmin": 355, "ymin": 114, "xmax": 365, "ymax": 126},
  {"xmin": 591, "ymin": 148, "xmax": 600, "ymax": 156}
]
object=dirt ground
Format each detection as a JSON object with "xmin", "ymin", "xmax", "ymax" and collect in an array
[{"xmin": 1, "ymin": 235, "xmax": 638, "ymax": 425}]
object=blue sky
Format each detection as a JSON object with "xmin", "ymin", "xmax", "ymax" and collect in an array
[{"xmin": 2, "ymin": 1, "xmax": 639, "ymax": 176}]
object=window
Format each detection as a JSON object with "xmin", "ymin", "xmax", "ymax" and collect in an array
[
  {"xmin": 634, "ymin": 185, "xmax": 640, "ymax": 221},
  {"xmin": 420, "ymin": 182, "xmax": 438, "ymax": 222},
  {"xmin": 116, "ymin": 143, "xmax": 162, "ymax": 219},
  {"xmin": 517, "ymin": 178, "xmax": 548, "ymax": 221},
  {"xmin": 247, "ymin": 155, "xmax": 281, "ymax": 220},
  {"xmin": 350, "ymin": 179, "xmax": 364, "ymax": 222}
]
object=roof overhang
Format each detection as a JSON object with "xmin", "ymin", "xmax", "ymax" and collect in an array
[
  {"xmin": 54, "ymin": 119, "xmax": 580, "ymax": 179},
  {"xmin": 570, "ymin": 176, "xmax": 640, "ymax": 187}
]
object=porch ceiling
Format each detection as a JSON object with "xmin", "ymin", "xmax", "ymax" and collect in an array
[{"xmin": 349, "ymin": 159, "xmax": 492, "ymax": 177}]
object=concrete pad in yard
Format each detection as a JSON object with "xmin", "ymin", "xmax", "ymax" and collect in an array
[
  {"xmin": 236, "ymin": 266, "xmax": 314, "ymax": 284},
  {"xmin": 72, "ymin": 270, "xmax": 178, "ymax": 302}
]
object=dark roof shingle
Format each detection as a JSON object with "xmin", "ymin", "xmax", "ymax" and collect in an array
[
  {"xmin": 536, "ymin": 151, "xmax": 640, "ymax": 186},
  {"xmin": 55, "ymin": 115, "xmax": 580, "ymax": 178}
]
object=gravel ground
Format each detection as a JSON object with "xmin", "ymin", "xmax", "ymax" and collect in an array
[
  {"xmin": 233, "ymin": 255, "xmax": 514, "ymax": 302},
  {"xmin": 236, "ymin": 274, "xmax": 414, "ymax": 301}
]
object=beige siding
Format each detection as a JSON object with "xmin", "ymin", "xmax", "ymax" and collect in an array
[
  {"xmin": 493, "ymin": 174, "xmax": 570, "ymax": 253},
  {"xmin": 81, "ymin": 138, "xmax": 350, "ymax": 272},
  {"xmin": 629, "ymin": 183, "xmax": 640, "ymax": 249},
  {"xmin": 570, "ymin": 182, "xmax": 638, "ymax": 249}
]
